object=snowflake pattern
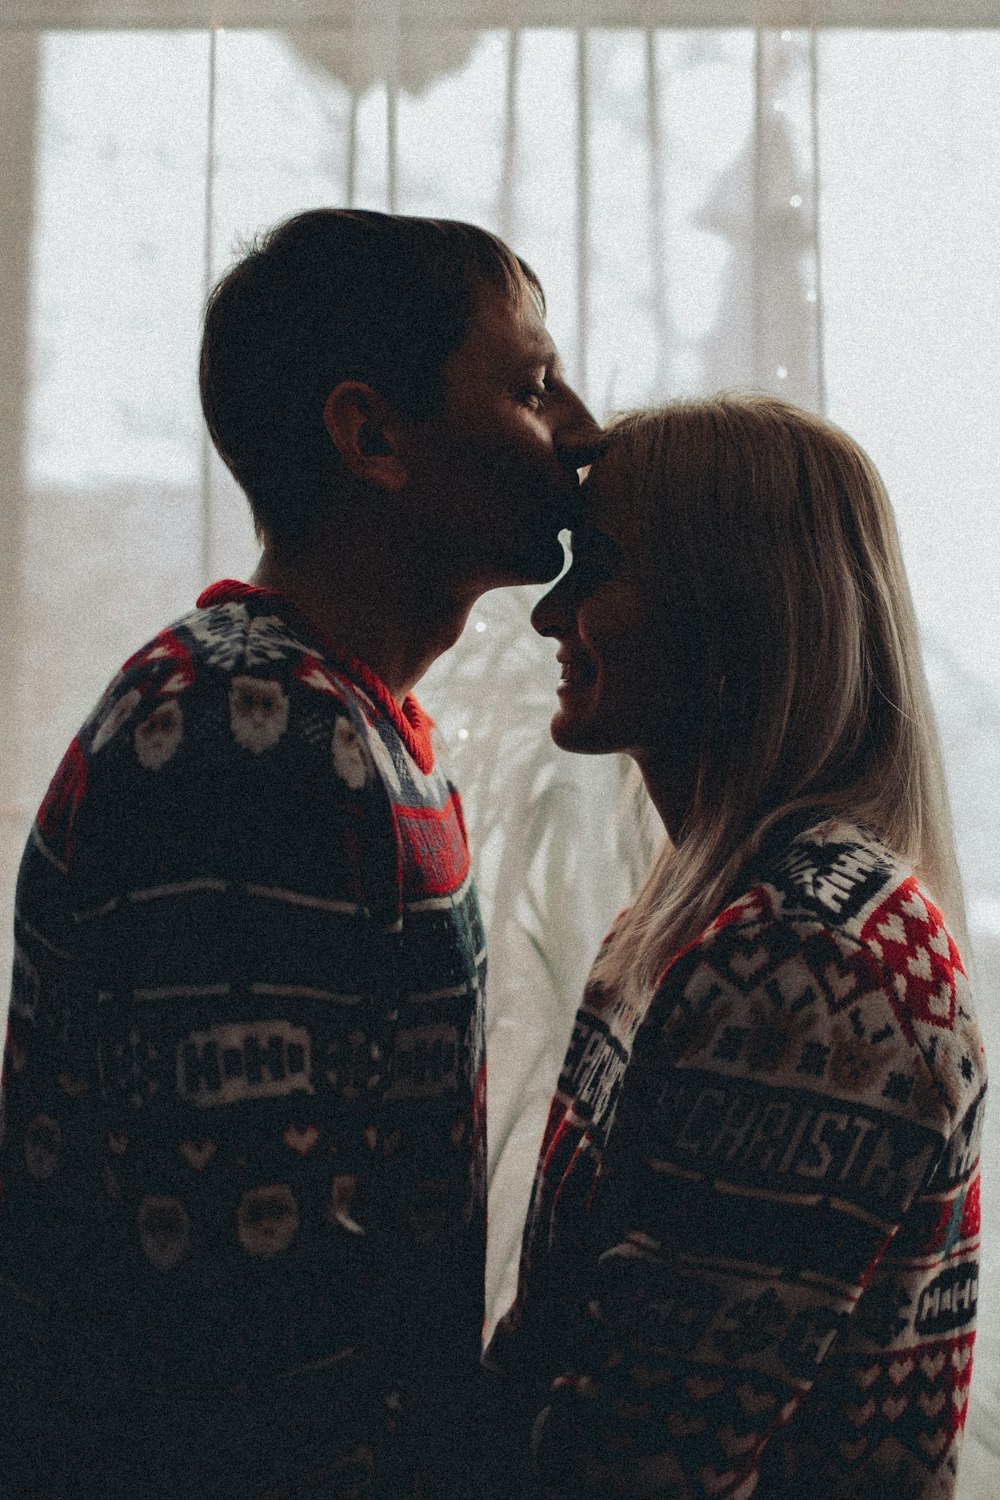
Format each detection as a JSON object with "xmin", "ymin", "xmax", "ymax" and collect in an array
[{"xmin": 183, "ymin": 602, "xmax": 312, "ymax": 672}]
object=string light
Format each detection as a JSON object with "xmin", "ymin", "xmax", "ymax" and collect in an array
[
  {"xmin": 776, "ymin": 366, "xmax": 788, "ymax": 381},
  {"xmin": 806, "ymin": 289, "xmax": 818, "ymax": 304},
  {"xmin": 474, "ymin": 620, "xmax": 487, "ymax": 634},
  {"xmin": 789, "ymin": 194, "xmax": 803, "ymax": 208},
  {"xmin": 458, "ymin": 728, "xmax": 469, "ymax": 741}
]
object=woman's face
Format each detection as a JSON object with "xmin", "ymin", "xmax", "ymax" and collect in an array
[{"xmin": 530, "ymin": 466, "xmax": 695, "ymax": 769}]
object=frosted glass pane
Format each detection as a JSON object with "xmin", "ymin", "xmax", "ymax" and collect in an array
[
  {"xmin": 26, "ymin": 32, "xmax": 211, "ymax": 784},
  {"xmin": 822, "ymin": 32, "xmax": 1000, "ymax": 700}
]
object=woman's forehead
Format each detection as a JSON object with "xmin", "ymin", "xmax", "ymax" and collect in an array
[{"xmin": 579, "ymin": 460, "xmax": 637, "ymax": 543}]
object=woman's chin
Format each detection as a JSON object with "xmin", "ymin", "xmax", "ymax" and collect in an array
[{"xmin": 550, "ymin": 702, "xmax": 610, "ymax": 755}]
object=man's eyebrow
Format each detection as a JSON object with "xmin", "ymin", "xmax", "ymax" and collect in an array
[{"xmin": 516, "ymin": 333, "xmax": 557, "ymax": 368}]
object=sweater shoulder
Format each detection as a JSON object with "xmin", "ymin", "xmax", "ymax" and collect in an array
[
  {"xmin": 674, "ymin": 819, "xmax": 984, "ymax": 1136},
  {"xmin": 77, "ymin": 600, "xmax": 370, "ymax": 757},
  {"xmin": 763, "ymin": 817, "xmax": 906, "ymax": 934}
]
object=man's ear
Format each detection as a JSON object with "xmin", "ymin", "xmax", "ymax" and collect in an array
[{"xmin": 322, "ymin": 382, "xmax": 409, "ymax": 492}]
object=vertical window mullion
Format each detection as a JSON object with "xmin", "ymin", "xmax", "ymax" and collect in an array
[
  {"xmin": 346, "ymin": 85, "xmax": 359, "ymax": 207},
  {"xmin": 645, "ymin": 26, "xmax": 668, "ymax": 395},
  {"xmin": 808, "ymin": 24, "xmax": 827, "ymax": 414},
  {"xmin": 199, "ymin": 23, "xmax": 218, "ymax": 587},
  {"xmin": 387, "ymin": 66, "xmax": 398, "ymax": 212},
  {"xmin": 499, "ymin": 25, "xmax": 520, "ymax": 242},
  {"xmin": 575, "ymin": 24, "xmax": 590, "ymax": 406},
  {"xmin": 751, "ymin": 23, "xmax": 765, "ymax": 388}
]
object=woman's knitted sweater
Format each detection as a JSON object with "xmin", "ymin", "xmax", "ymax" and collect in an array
[{"xmin": 488, "ymin": 817, "xmax": 985, "ymax": 1500}]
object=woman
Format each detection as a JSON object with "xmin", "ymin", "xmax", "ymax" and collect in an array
[{"xmin": 485, "ymin": 396, "xmax": 985, "ymax": 1499}]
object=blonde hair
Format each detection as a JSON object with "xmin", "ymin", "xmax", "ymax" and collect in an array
[{"xmin": 590, "ymin": 394, "xmax": 966, "ymax": 1001}]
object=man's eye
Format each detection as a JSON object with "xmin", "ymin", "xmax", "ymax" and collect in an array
[{"xmin": 520, "ymin": 383, "xmax": 547, "ymax": 407}]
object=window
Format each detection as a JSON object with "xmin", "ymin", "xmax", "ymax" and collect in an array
[{"xmin": 1, "ymin": 7, "xmax": 997, "ymax": 1490}]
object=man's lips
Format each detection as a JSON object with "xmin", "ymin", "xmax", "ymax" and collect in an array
[
  {"xmin": 540, "ymin": 486, "xmax": 583, "ymax": 535},
  {"xmin": 559, "ymin": 494, "xmax": 585, "ymax": 531}
]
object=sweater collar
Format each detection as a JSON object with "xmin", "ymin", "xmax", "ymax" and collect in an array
[{"xmin": 196, "ymin": 579, "xmax": 435, "ymax": 774}]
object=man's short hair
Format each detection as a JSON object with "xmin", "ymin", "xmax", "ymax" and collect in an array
[{"xmin": 199, "ymin": 208, "xmax": 542, "ymax": 550}]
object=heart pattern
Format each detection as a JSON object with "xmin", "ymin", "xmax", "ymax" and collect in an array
[
  {"xmin": 698, "ymin": 1465, "xmax": 740, "ymax": 1497},
  {"xmin": 686, "ymin": 1374, "xmax": 727, "ymax": 1402},
  {"xmin": 819, "ymin": 1336, "xmax": 977, "ymax": 1478},
  {"xmin": 917, "ymin": 1429, "xmax": 948, "ymax": 1459},
  {"xmin": 736, "ymin": 1384, "xmax": 776, "ymax": 1417},
  {"xmin": 717, "ymin": 1425, "xmax": 759, "ymax": 1458},
  {"xmin": 283, "ymin": 1123, "xmax": 320, "ymax": 1156},
  {"xmin": 728, "ymin": 949, "xmax": 769, "ymax": 982},
  {"xmin": 179, "ymin": 1138, "xmax": 218, "ymax": 1171},
  {"xmin": 848, "ymin": 1399, "xmax": 876, "ymax": 1427},
  {"xmin": 666, "ymin": 1411, "xmax": 706, "ymax": 1439}
]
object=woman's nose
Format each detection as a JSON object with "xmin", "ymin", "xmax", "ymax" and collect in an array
[{"xmin": 531, "ymin": 575, "xmax": 574, "ymax": 638}]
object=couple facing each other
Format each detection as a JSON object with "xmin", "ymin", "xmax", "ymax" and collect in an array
[{"xmin": 0, "ymin": 208, "xmax": 983, "ymax": 1500}]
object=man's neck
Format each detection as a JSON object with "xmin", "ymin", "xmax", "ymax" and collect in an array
[{"xmin": 251, "ymin": 536, "xmax": 478, "ymax": 706}]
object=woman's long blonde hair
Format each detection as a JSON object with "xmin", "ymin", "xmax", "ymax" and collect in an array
[{"xmin": 589, "ymin": 394, "xmax": 966, "ymax": 1001}]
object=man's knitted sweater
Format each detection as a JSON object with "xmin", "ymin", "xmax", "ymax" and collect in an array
[
  {"xmin": 487, "ymin": 817, "xmax": 985, "ymax": 1500},
  {"xmin": 0, "ymin": 581, "xmax": 487, "ymax": 1498}
]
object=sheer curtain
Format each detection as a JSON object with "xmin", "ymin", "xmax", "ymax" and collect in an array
[{"xmin": 1, "ymin": 3, "xmax": 998, "ymax": 1491}]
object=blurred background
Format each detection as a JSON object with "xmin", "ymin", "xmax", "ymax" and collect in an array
[{"xmin": 1, "ymin": 2, "xmax": 997, "ymax": 1491}]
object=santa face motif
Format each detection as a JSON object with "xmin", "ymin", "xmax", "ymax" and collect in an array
[
  {"xmin": 237, "ymin": 1183, "xmax": 299, "ymax": 1257},
  {"xmin": 138, "ymin": 1194, "xmax": 191, "ymax": 1271},
  {"xmin": 229, "ymin": 677, "xmax": 289, "ymax": 754},
  {"xmin": 91, "ymin": 688, "xmax": 141, "ymax": 753},
  {"xmin": 24, "ymin": 1112, "xmax": 60, "ymax": 1180},
  {"xmin": 134, "ymin": 700, "xmax": 183, "ymax": 771},
  {"xmin": 331, "ymin": 716, "xmax": 370, "ymax": 791}
]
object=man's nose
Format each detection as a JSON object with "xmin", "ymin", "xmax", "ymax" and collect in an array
[{"xmin": 555, "ymin": 397, "xmax": 608, "ymax": 477}]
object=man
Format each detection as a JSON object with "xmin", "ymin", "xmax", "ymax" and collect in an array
[{"xmin": 0, "ymin": 209, "xmax": 600, "ymax": 1498}]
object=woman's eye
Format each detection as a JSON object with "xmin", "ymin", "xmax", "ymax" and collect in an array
[{"xmin": 568, "ymin": 553, "xmax": 609, "ymax": 591}]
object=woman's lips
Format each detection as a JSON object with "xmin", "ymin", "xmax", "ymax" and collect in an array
[{"xmin": 557, "ymin": 652, "xmax": 597, "ymax": 690}]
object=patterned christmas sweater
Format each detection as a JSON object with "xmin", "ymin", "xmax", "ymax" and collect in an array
[
  {"xmin": 0, "ymin": 580, "xmax": 488, "ymax": 1499},
  {"xmin": 487, "ymin": 817, "xmax": 985, "ymax": 1500}
]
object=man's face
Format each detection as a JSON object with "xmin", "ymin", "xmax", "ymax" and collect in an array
[{"xmin": 399, "ymin": 281, "xmax": 603, "ymax": 589}]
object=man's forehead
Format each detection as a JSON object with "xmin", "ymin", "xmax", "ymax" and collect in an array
[{"xmin": 462, "ymin": 281, "xmax": 555, "ymax": 366}]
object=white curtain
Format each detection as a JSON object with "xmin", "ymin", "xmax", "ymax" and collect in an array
[{"xmin": 1, "ymin": 4, "xmax": 998, "ymax": 1492}]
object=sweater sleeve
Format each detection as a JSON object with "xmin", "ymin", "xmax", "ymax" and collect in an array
[{"xmin": 528, "ymin": 894, "xmax": 975, "ymax": 1500}]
